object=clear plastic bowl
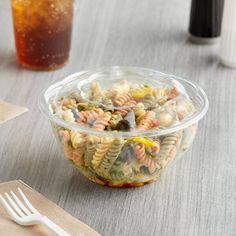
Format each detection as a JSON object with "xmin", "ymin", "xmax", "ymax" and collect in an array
[{"xmin": 39, "ymin": 66, "xmax": 208, "ymax": 187}]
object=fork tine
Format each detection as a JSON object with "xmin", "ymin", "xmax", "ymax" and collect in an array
[
  {"xmin": 18, "ymin": 188, "xmax": 39, "ymax": 214},
  {"xmin": 10, "ymin": 191, "xmax": 31, "ymax": 215},
  {"xmin": 0, "ymin": 194, "xmax": 20, "ymax": 220},
  {"xmin": 5, "ymin": 193, "xmax": 26, "ymax": 217}
]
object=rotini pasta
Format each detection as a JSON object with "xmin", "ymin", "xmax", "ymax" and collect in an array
[
  {"xmin": 92, "ymin": 113, "xmax": 111, "ymax": 130},
  {"xmin": 113, "ymin": 100, "xmax": 137, "ymax": 117},
  {"xmin": 59, "ymin": 130, "xmax": 86, "ymax": 166},
  {"xmin": 113, "ymin": 93, "xmax": 132, "ymax": 106},
  {"xmin": 78, "ymin": 109, "xmax": 102, "ymax": 124},
  {"xmin": 176, "ymin": 99, "xmax": 195, "ymax": 121},
  {"xmin": 101, "ymin": 98, "xmax": 114, "ymax": 111},
  {"xmin": 59, "ymin": 130, "xmax": 74, "ymax": 160},
  {"xmin": 107, "ymin": 171, "xmax": 133, "ymax": 183},
  {"xmin": 105, "ymin": 80, "xmax": 131, "ymax": 99},
  {"xmin": 88, "ymin": 82, "xmax": 104, "ymax": 101},
  {"xmin": 72, "ymin": 148, "xmax": 85, "ymax": 166},
  {"xmin": 98, "ymin": 138, "xmax": 125, "ymax": 173},
  {"xmin": 108, "ymin": 114, "xmax": 123, "ymax": 130},
  {"xmin": 151, "ymin": 138, "xmax": 161, "ymax": 153},
  {"xmin": 96, "ymin": 161, "xmax": 134, "ymax": 184},
  {"xmin": 134, "ymin": 144, "xmax": 161, "ymax": 174},
  {"xmin": 142, "ymin": 94, "xmax": 156, "ymax": 109},
  {"xmin": 91, "ymin": 138, "xmax": 113, "ymax": 169},
  {"xmin": 168, "ymin": 86, "xmax": 180, "ymax": 100},
  {"xmin": 60, "ymin": 98, "xmax": 77, "ymax": 110},
  {"xmin": 68, "ymin": 92, "xmax": 85, "ymax": 103},
  {"xmin": 84, "ymin": 140, "xmax": 97, "ymax": 168},
  {"xmin": 70, "ymin": 131, "xmax": 86, "ymax": 149},
  {"xmin": 180, "ymin": 124, "xmax": 197, "ymax": 151},
  {"xmin": 157, "ymin": 131, "xmax": 183, "ymax": 168},
  {"xmin": 134, "ymin": 102, "xmax": 146, "ymax": 118},
  {"xmin": 137, "ymin": 111, "xmax": 157, "ymax": 130},
  {"xmin": 110, "ymin": 161, "xmax": 133, "ymax": 176},
  {"xmin": 51, "ymin": 75, "xmax": 200, "ymax": 187},
  {"xmin": 152, "ymin": 88, "xmax": 169, "ymax": 105}
]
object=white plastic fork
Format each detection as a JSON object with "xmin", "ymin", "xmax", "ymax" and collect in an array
[{"xmin": 0, "ymin": 188, "xmax": 70, "ymax": 236}]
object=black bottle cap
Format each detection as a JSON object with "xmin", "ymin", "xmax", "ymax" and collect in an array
[{"xmin": 189, "ymin": 0, "xmax": 224, "ymax": 41}]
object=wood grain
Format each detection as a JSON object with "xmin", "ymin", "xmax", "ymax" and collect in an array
[{"xmin": 0, "ymin": 0, "xmax": 235, "ymax": 235}]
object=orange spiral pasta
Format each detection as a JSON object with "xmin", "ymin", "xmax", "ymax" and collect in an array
[
  {"xmin": 114, "ymin": 100, "xmax": 137, "ymax": 116},
  {"xmin": 92, "ymin": 113, "xmax": 111, "ymax": 130},
  {"xmin": 63, "ymin": 145, "xmax": 74, "ymax": 161},
  {"xmin": 71, "ymin": 134, "xmax": 86, "ymax": 166},
  {"xmin": 92, "ymin": 107, "xmax": 104, "ymax": 114},
  {"xmin": 59, "ymin": 130, "xmax": 86, "ymax": 166},
  {"xmin": 151, "ymin": 138, "xmax": 161, "ymax": 153},
  {"xmin": 61, "ymin": 98, "xmax": 77, "ymax": 110},
  {"xmin": 59, "ymin": 130, "xmax": 70, "ymax": 142},
  {"xmin": 134, "ymin": 102, "xmax": 146, "ymax": 117},
  {"xmin": 78, "ymin": 110, "xmax": 99, "ymax": 123},
  {"xmin": 72, "ymin": 149, "xmax": 85, "ymax": 166},
  {"xmin": 137, "ymin": 111, "xmax": 157, "ymax": 130},
  {"xmin": 113, "ymin": 93, "xmax": 132, "ymax": 106},
  {"xmin": 134, "ymin": 144, "xmax": 161, "ymax": 173},
  {"xmin": 168, "ymin": 86, "xmax": 180, "ymax": 100},
  {"xmin": 78, "ymin": 108, "xmax": 103, "ymax": 124},
  {"xmin": 59, "ymin": 130, "xmax": 74, "ymax": 160}
]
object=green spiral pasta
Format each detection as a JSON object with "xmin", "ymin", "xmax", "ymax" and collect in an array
[
  {"xmin": 108, "ymin": 114, "xmax": 123, "ymax": 130},
  {"xmin": 95, "ymin": 159, "xmax": 134, "ymax": 183},
  {"xmin": 157, "ymin": 130, "xmax": 183, "ymax": 168},
  {"xmin": 98, "ymin": 169, "xmax": 134, "ymax": 184},
  {"xmin": 101, "ymin": 97, "xmax": 114, "ymax": 111},
  {"xmin": 98, "ymin": 138, "xmax": 125, "ymax": 174},
  {"xmin": 142, "ymin": 94, "xmax": 156, "ymax": 109},
  {"xmin": 113, "ymin": 160, "xmax": 132, "ymax": 171},
  {"xmin": 108, "ymin": 171, "xmax": 129, "ymax": 183}
]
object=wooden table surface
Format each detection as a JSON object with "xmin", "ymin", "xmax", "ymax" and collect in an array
[{"xmin": 0, "ymin": 0, "xmax": 235, "ymax": 236}]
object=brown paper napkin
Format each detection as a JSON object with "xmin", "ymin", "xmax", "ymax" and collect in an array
[
  {"xmin": 0, "ymin": 180, "xmax": 101, "ymax": 236},
  {"xmin": 0, "ymin": 100, "xmax": 28, "ymax": 124}
]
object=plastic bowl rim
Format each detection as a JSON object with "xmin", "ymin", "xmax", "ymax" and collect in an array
[{"xmin": 38, "ymin": 66, "xmax": 209, "ymax": 138}]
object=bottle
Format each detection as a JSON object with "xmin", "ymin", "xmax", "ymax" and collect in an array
[
  {"xmin": 220, "ymin": 0, "xmax": 236, "ymax": 68},
  {"xmin": 189, "ymin": 0, "xmax": 224, "ymax": 44}
]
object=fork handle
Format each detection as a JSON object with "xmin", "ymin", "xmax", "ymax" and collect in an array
[{"xmin": 38, "ymin": 217, "xmax": 71, "ymax": 236}]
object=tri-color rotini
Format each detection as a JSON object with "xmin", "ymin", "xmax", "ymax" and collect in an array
[
  {"xmin": 53, "ymin": 79, "xmax": 196, "ymax": 186},
  {"xmin": 98, "ymin": 138, "xmax": 125, "ymax": 174}
]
